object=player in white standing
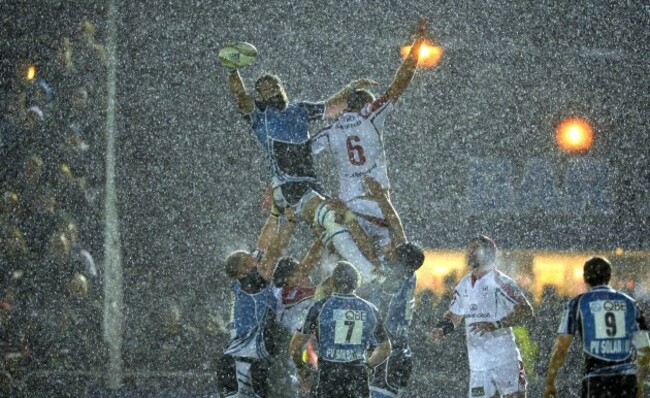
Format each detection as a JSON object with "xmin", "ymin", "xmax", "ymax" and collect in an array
[
  {"xmin": 429, "ymin": 235, "xmax": 534, "ymax": 398},
  {"xmin": 311, "ymin": 18, "xmax": 430, "ymax": 262}
]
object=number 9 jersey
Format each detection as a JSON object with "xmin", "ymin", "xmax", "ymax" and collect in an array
[{"xmin": 557, "ymin": 285, "xmax": 649, "ymax": 372}]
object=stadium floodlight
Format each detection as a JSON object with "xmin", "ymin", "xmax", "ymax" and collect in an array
[
  {"xmin": 556, "ymin": 117, "xmax": 594, "ymax": 152},
  {"xmin": 401, "ymin": 38, "xmax": 443, "ymax": 69},
  {"xmin": 26, "ymin": 65, "xmax": 37, "ymax": 81}
]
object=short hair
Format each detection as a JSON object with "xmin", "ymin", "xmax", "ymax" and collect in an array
[
  {"xmin": 583, "ymin": 257, "xmax": 612, "ymax": 286},
  {"xmin": 225, "ymin": 250, "xmax": 251, "ymax": 279},
  {"xmin": 470, "ymin": 235, "xmax": 497, "ymax": 263},
  {"xmin": 273, "ymin": 256, "xmax": 300, "ymax": 287},
  {"xmin": 331, "ymin": 261, "xmax": 360, "ymax": 294},
  {"xmin": 394, "ymin": 242, "xmax": 425, "ymax": 273},
  {"xmin": 347, "ymin": 89, "xmax": 375, "ymax": 111}
]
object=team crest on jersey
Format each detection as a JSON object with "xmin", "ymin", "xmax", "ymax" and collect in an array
[
  {"xmin": 470, "ymin": 304, "xmax": 479, "ymax": 311},
  {"xmin": 482, "ymin": 285, "xmax": 489, "ymax": 297},
  {"xmin": 471, "ymin": 386, "xmax": 485, "ymax": 396}
]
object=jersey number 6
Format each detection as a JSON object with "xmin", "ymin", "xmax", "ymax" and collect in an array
[{"xmin": 346, "ymin": 136, "xmax": 366, "ymax": 166}]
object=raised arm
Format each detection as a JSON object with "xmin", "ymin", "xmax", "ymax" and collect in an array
[
  {"xmin": 323, "ymin": 78, "xmax": 379, "ymax": 118},
  {"xmin": 294, "ymin": 237, "xmax": 323, "ymax": 277},
  {"xmin": 385, "ymin": 18, "xmax": 429, "ymax": 102},
  {"xmin": 363, "ymin": 176, "xmax": 406, "ymax": 248},
  {"xmin": 258, "ymin": 208, "xmax": 296, "ymax": 281},
  {"xmin": 227, "ymin": 69, "xmax": 255, "ymax": 113}
]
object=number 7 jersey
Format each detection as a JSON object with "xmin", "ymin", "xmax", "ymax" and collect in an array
[{"xmin": 311, "ymin": 96, "xmax": 393, "ymax": 203}]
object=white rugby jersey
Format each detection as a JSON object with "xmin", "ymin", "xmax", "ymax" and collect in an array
[
  {"xmin": 449, "ymin": 268, "xmax": 524, "ymax": 371},
  {"xmin": 311, "ymin": 96, "xmax": 393, "ymax": 203}
]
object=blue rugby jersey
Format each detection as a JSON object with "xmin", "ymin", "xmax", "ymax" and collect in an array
[
  {"xmin": 225, "ymin": 270, "xmax": 277, "ymax": 359},
  {"xmin": 558, "ymin": 285, "xmax": 648, "ymax": 373},
  {"xmin": 300, "ymin": 293, "xmax": 388, "ymax": 363},
  {"xmin": 385, "ymin": 273, "xmax": 417, "ymax": 348},
  {"xmin": 247, "ymin": 102, "xmax": 325, "ymax": 186}
]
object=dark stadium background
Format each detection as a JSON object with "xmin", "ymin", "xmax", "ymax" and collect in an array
[{"xmin": 2, "ymin": 0, "xmax": 648, "ymax": 395}]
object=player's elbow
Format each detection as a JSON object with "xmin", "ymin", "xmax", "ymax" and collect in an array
[{"xmin": 637, "ymin": 347, "xmax": 650, "ymax": 367}]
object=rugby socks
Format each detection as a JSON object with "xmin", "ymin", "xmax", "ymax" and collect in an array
[{"xmin": 315, "ymin": 203, "xmax": 376, "ymax": 283}]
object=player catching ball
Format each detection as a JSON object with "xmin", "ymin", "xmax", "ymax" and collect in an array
[{"xmin": 223, "ymin": 44, "xmax": 383, "ymax": 285}]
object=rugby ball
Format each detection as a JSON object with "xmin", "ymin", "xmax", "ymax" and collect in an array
[{"xmin": 218, "ymin": 42, "xmax": 258, "ymax": 69}]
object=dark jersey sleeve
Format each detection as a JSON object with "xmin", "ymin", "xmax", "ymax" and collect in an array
[
  {"xmin": 557, "ymin": 295, "xmax": 581, "ymax": 336},
  {"xmin": 297, "ymin": 101, "xmax": 325, "ymax": 121},
  {"xmin": 372, "ymin": 305, "xmax": 389, "ymax": 344},
  {"xmin": 299, "ymin": 298, "xmax": 327, "ymax": 335},
  {"xmin": 636, "ymin": 303, "xmax": 648, "ymax": 331}
]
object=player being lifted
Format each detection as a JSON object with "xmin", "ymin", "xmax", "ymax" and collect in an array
[
  {"xmin": 311, "ymin": 18, "xmax": 430, "ymax": 262},
  {"xmin": 226, "ymin": 56, "xmax": 383, "ymax": 285}
]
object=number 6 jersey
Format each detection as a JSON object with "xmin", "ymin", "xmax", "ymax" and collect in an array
[
  {"xmin": 557, "ymin": 285, "xmax": 649, "ymax": 373},
  {"xmin": 311, "ymin": 96, "xmax": 393, "ymax": 203}
]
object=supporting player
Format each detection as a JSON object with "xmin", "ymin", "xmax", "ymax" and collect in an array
[
  {"xmin": 311, "ymin": 18, "xmax": 429, "ymax": 261},
  {"xmin": 543, "ymin": 257, "xmax": 649, "ymax": 398},
  {"xmin": 226, "ymin": 65, "xmax": 382, "ymax": 285},
  {"xmin": 288, "ymin": 261, "xmax": 392, "ymax": 398},
  {"xmin": 429, "ymin": 236, "xmax": 534, "ymax": 398},
  {"xmin": 223, "ymin": 207, "xmax": 296, "ymax": 398}
]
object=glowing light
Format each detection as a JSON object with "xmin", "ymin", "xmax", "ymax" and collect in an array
[
  {"xmin": 416, "ymin": 250, "xmax": 466, "ymax": 293},
  {"xmin": 26, "ymin": 65, "xmax": 37, "ymax": 81},
  {"xmin": 556, "ymin": 117, "xmax": 594, "ymax": 152},
  {"xmin": 401, "ymin": 40, "xmax": 443, "ymax": 69},
  {"xmin": 614, "ymin": 247, "xmax": 624, "ymax": 256},
  {"xmin": 573, "ymin": 267, "xmax": 583, "ymax": 279}
]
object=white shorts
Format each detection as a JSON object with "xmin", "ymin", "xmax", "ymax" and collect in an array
[
  {"xmin": 346, "ymin": 198, "xmax": 390, "ymax": 248},
  {"xmin": 468, "ymin": 360, "xmax": 526, "ymax": 397}
]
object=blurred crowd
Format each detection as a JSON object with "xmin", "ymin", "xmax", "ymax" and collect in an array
[{"xmin": 1, "ymin": 18, "xmax": 108, "ymax": 395}]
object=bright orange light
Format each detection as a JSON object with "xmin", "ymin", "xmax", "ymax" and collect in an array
[
  {"xmin": 26, "ymin": 65, "xmax": 37, "ymax": 81},
  {"xmin": 401, "ymin": 40, "xmax": 443, "ymax": 69},
  {"xmin": 416, "ymin": 250, "xmax": 466, "ymax": 293},
  {"xmin": 556, "ymin": 117, "xmax": 593, "ymax": 152}
]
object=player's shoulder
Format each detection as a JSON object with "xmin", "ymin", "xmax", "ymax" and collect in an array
[
  {"xmin": 456, "ymin": 273, "xmax": 473, "ymax": 287},
  {"xmin": 492, "ymin": 269, "xmax": 517, "ymax": 285}
]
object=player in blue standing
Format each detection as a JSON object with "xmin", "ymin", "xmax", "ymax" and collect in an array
[
  {"xmin": 223, "ymin": 207, "xmax": 296, "ymax": 398},
  {"xmin": 361, "ymin": 175, "xmax": 426, "ymax": 398},
  {"xmin": 370, "ymin": 242, "xmax": 425, "ymax": 398},
  {"xmin": 226, "ymin": 63, "xmax": 384, "ymax": 286},
  {"xmin": 543, "ymin": 256, "xmax": 650, "ymax": 398},
  {"xmin": 288, "ymin": 261, "xmax": 392, "ymax": 398}
]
